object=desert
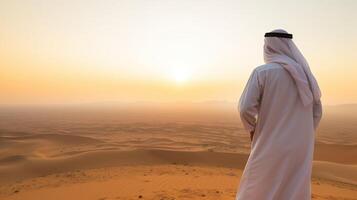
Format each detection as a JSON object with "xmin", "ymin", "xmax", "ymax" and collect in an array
[{"xmin": 0, "ymin": 103, "xmax": 356, "ymax": 200}]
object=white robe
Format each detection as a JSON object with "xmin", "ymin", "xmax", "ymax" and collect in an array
[{"xmin": 236, "ymin": 63, "xmax": 322, "ymax": 200}]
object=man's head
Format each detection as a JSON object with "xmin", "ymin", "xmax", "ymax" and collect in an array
[
  {"xmin": 262, "ymin": 29, "xmax": 321, "ymax": 106},
  {"xmin": 264, "ymin": 29, "xmax": 295, "ymax": 63}
]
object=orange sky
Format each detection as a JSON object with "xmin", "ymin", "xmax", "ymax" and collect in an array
[{"xmin": 1, "ymin": 0, "xmax": 356, "ymax": 105}]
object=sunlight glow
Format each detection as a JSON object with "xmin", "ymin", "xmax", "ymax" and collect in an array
[
  {"xmin": 0, "ymin": 0, "xmax": 356, "ymax": 104},
  {"xmin": 171, "ymin": 67, "xmax": 192, "ymax": 84}
]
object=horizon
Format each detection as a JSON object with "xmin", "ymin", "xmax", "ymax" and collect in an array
[{"xmin": 1, "ymin": 100, "xmax": 357, "ymax": 107}]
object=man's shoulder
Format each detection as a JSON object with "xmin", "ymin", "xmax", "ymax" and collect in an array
[{"xmin": 254, "ymin": 63, "xmax": 283, "ymax": 73}]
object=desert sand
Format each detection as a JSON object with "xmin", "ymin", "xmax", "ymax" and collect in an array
[{"xmin": 0, "ymin": 102, "xmax": 356, "ymax": 199}]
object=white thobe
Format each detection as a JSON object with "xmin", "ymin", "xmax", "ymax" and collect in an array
[{"xmin": 236, "ymin": 63, "xmax": 322, "ymax": 200}]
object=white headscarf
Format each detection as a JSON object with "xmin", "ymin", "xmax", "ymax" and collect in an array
[{"xmin": 264, "ymin": 29, "xmax": 321, "ymax": 106}]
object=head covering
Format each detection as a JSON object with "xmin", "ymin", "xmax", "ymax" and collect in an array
[{"xmin": 264, "ymin": 29, "xmax": 321, "ymax": 106}]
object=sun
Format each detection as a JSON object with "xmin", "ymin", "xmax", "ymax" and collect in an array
[{"xmin": 171, "ymin": 68, "xmax": 191, "ymax": 84}]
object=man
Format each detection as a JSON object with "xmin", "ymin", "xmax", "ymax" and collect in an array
[{"xmin": 236, "ymin": 29, "xmax": 322, "ymax": 200}]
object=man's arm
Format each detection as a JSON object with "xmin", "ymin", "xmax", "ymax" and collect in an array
[{"xmin": 238, "ymin": 69, "xmax": 262, "ymax": 140}]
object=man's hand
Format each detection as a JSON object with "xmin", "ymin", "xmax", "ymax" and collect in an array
[{"xmin": 250, "ymin": 131, "xmax": 254, "ymax": 142}]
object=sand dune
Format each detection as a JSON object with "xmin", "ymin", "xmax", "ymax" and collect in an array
[
  {"xmin": 1, "ymin": 146, "xmax": 357, "ymax": 187},
  {"xmin": 313, "ymin": 161, "xmax": 357, "ymax": 185},
  {"xmin": 0, "ymin": 148, "xmax": 247, "ymax": 184},
  {"xmin": 1, "ymin": 131, "xmax": 357, "ymax": 186},
  {"xmin": 314, "ymin": 142, "xmax": 357, "ymax": 164}
]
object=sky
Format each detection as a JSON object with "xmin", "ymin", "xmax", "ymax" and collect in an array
[{"xmin": 0, "ymin": 0, "xmax": 356, "ymax": 105}]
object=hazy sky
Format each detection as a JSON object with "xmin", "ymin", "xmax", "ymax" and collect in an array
[{"xmin": 1, "ymin": 0, "xmax": 356, "ymax": 105}]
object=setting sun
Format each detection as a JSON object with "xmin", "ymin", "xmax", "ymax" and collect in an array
[{"xmin": 171, "ymin": 67, "xmax": 192, "ymax": 84}]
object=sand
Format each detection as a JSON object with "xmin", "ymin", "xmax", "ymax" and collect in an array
[
  {"xmin": 1, "ymin": 164, "xmax": 357, "ymax": 200},
  {"xmin": 0, "ymin": 103, "xmax": 356, "ymax": 199}
]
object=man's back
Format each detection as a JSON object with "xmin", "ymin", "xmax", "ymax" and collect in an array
[{"xmin": 237, "ymin": 63, "xmax": 317, "ymax": 200}]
